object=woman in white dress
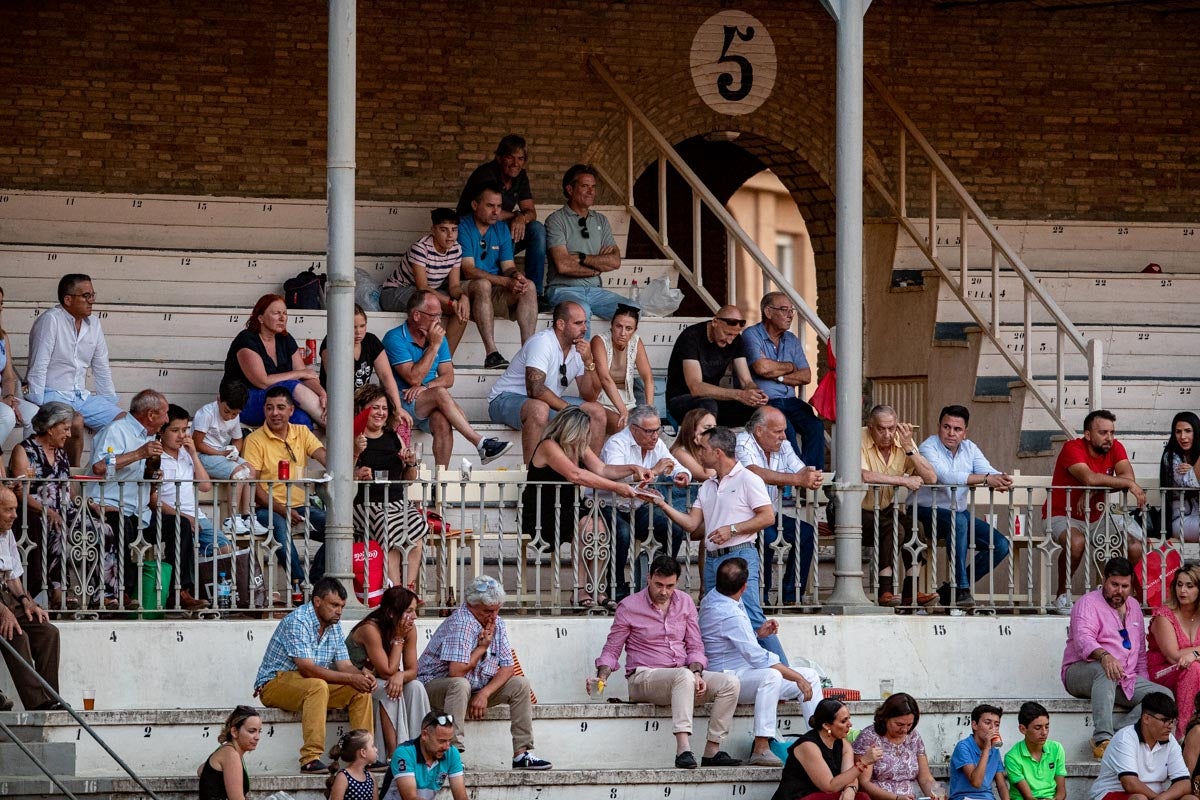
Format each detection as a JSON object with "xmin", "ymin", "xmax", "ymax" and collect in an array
[{"xmin": 590, "ymin": 304, "xmax": 655, "ymax": 436}]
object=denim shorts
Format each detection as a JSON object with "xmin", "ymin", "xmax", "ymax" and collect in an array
[{"xmin": 488, "ymin": 391, "xmax": 585, "ymax": 430}]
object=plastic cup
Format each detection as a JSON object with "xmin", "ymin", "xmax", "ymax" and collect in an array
[
  {"xmin": 879, "ymin": 679, "xmax": 893, "ymax": 698},
  {"xmin": 82, "ymin": 689, "xmax": 95, "ymax": 711},
  {"xmin": 373, "ymin": 470, "xmax": 388, "ymax": 483}
]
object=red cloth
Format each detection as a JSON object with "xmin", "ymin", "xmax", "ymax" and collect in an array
[
  {"xmin": 1045, "ymin": 437, "xmax": 1130, "ymax": 521},
  {"xmin": 351, "ymin": 540, "xmax": 385, "ymax": 607},
  {"xmin": 809, "ymin": 342, "xmax": 837, "ymax": 422}
]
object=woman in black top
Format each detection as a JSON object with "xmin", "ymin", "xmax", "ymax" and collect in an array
[
  {"xmin": 520, "ymin": 407, "xmax": 648, "ymax": 608},
  {"xmin": 352, "ymin": 384, "xmax": 429, "ymax": 588},
  {"xmin": 222, "ymin": 292, "xmax": 327, "ymax": 427},
  {"xmin": 319, "ymin": 304, "xmax": 405, "ymax": 421},
  {"xmin": 198, "ymin": 705, "xmax": 260, "ymax": 800},
  {"xmin": 774, "ymin": 699, "xmax": 881, "ymax": 800}
]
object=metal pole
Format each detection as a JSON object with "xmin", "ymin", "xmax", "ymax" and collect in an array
[
  {"xmin": 824, "ymin": 0, "xmax": 872, "ymax": 609},
  {"xmin": 326, "ymin": 0, "xmax": 356, "ymax": 600}
]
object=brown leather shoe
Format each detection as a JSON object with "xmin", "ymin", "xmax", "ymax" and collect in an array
[
  {"xmin": 175, "ymin": 590, "xmax": 210, "ymax": 611},
  {"xmin": 901, "ymin": 591, "xmax": 940, "ymax": 607},
  {"xmin": 878, "ymin": 591, "xmax": 902, "ymax": 607}
]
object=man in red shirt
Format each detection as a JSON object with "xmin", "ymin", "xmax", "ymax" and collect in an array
[{"xmin": 1044, "ymin": 410, "xmax": 1146, "ymax": 615}]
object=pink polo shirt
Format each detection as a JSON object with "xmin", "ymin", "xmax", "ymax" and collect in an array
[{"xmin": 693, "ymin": 461, "xmax": 773, "ymax": 551}]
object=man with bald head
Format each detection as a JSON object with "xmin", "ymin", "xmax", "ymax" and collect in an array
[
  {"xmin": 665, "ymin": 306, "xmax": 768, "ymax": 427},
  {"xmin": 0, "ymin": 485, "xmax": 62, "ymax": 711},
  {"xmin": 488, "ymin": 300, "xmax": 608, "ymax": 458},
  {"xmin": 736, "ymin": 407, "xmax": 823, "ymax": 616}
]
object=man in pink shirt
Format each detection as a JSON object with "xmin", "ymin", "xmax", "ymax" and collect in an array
[
  {"xmin": 1043, "ymin": 410, "xmax": 1147, "ymax": 615},
  {"xmin": 587, "ymin": 555, "xmax": 741, "ymax": 770},
  {"xmin": 1061, "ymin": 557, "xmax": 1167, "ymax": 760}
]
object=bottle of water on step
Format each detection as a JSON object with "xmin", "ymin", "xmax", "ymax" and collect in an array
[{"xmin": 217, "ymin": 571, "xmax": 233, "ymax": 614}]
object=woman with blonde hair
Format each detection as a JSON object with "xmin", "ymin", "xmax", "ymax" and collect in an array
[
  {"xmin": 198, "ymin": 705, "xmax": 261, "ymax": 800},
  {"xmin": 1148, "ymin": 561, "xmax": 1200, "ymax": 739},
  {"xmin": 520, "ymin": 407, "xmax": 650, "ymax": 608}
]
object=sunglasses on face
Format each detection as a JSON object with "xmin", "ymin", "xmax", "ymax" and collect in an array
[
  {"xmin": 716, "ymin": 317, "xmax": 746, "ymax": 328},
  {"xmin": 577, "ymin": 216, "xmax": 590, "ymax": 239}
]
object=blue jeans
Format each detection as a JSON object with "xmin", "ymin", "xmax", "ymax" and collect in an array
[
  {"xmin": 915, "ymin": 505, "xmax": 1010, "ymax": 589},
  {"xmin": 602, "ymin": 495, "xmax": 687, "ymax": 600},
  {"xmin": 242, "ymin": 381, "xmax": 313, "ymax": 428},
  {"xmin": 545, "ymin": 286, "xmax": 631, "ymax": 329},
  {"xmin": 515, "ymin": 220, "xmax": 547, "ymax": 296},
  {"xmin": 762, "ymin": 515, "xmax": 816, "ymax": 604},
  {"xmin": 768, "ymin": 396, "xmax": 826, "ymax": 470},
  {"xmin": 256, "ymin": 505, "xmax": 326, "ymax": 584},
  {"xmin": 703, "ymin": 545, "xmax": 789, "ymax": 665}
]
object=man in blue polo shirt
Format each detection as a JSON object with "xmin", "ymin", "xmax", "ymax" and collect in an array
[
  {"xmin": 383, "ymin": 710, "xmax": 467, "ymax": 800},
  {"xmin": 459, "ymin": 183, "xmax": 537, "ymax": 369},
  {"xmin": 382, "ymin": 289, "xmax": 512, "ymax": 468},
  {"xmin": 742, "ymin": 291, "xmax": 825, "ymax": 470}
]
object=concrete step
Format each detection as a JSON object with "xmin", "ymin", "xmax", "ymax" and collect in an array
[
  {"xmin": 0, "ymin": 741, "xmax": 75, "ymax": 777},
  {"xmin": 0, "ymin": 763, "xmax": 1109, "ymax": 800},
  {"xmin": 4, "ymin": 698, "xmax": 1101, "ymax": 778}
]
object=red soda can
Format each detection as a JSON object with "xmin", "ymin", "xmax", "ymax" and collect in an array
[
  {"xmin": 278, "ymin": 460, "xmax": 291, "ymax": 480},
  {"xmin": 304, "ymin": 338, "xmax": 317, "ymax": 365}
]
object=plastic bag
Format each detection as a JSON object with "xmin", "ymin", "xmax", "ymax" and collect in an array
[
  {"xmin": 638, "ymin": 277, "xmax": 683, "ymax": 317},
  {"xmin": 354, "ymin": 268, "xmax": 382, "ymax": 312}
]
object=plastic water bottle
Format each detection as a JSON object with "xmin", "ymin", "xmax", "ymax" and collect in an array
[
  {"xmin": 630, "ymin": 279, "xmax": 640, "ymax": 305},
  {"xmin": 217, "ymin": 572, "xmax": 233, "ymax": 614},
  {"xmin": 104, "ymin": 446, "xmax": 117, "ymax": 477}
]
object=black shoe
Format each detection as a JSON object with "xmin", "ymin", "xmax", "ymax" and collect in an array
[
  {"xmin": 0, "ymin": 693, "xmax": 13, "ymax": 711},
  {"xmin": 537, "ymin": 296, "xmax": 553, "ymax": 313},
  {"xmin": 935, "ymin": 582, "xmax": 952, "ymax": 607},
  {"xmin": 367, "ymin": 759, "xmax": 389, "ymax": 772},
  {"xmin": 675, "ymin": 751, "xmax": 698, "ymax": 769},
  {"xmin": 33, "ymin": 700, "xmax": 65, "ymax": 711},
  {"xmin": 955, "ymin": 589, "xmax": 976, "ymax": 609},
  {"xmin": 701, "ymin": 751, "xmax": 742, "ymax": 767},
  {"xmin": 478, "ymin": 437, "xmax": 514, "ymax": 465},
  {"xmin": 300, "ymin": 759, "xmax": 330, "ymax": 773},
  {"xmin": 484, "ymin": 351, "xmax": 509, "ymax": 370}
]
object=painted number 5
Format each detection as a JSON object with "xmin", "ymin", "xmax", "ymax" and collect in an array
[{"xmin": 717, "ymin": 26, "xmax": 755, "ymax": 102}]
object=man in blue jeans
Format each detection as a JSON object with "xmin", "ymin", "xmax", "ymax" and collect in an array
[
  {"xmin": 650, "ymin": 426, "xmax": 786, "ymax": 663},
  {"xmin": 911, "ymin": 404, "xmax": 1013, "ymax": 609},
  {"xmin": 742, "ymin": 291, "xmax": 826, "ymax": 470},
  {"xmin": 243, "ymin": 387, "xmax": 328, "ymax": 588}
]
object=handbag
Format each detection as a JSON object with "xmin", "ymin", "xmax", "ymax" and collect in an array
[{"xmin": 198, "ymin": 546, "xmax": 267, "ymax": 609}]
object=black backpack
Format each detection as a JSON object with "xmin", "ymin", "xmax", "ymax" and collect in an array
[{"xmin": 283, "ymin": 267, "xmax": 326, "ymax": 309}]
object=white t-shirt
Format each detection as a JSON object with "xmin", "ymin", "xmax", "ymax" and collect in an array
[
  {"xmin": 159, "ymin": 448, "xmax": 206, "ymax": 520},
  {"xmin": 693, "ymin": 461, "xmax": 773, "ymax": 551},
  {"xmin": 487, "ymin": 328, "xmax": 585, "ymax": 401},
  {"xmin": 193, "ymin": 400, "xmax": 242, "ymax": 450}
]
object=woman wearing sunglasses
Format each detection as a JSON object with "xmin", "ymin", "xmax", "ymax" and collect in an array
[
  {"xmin": 1148, "ymin": 562, "xmax": 1200, "ymax": 740},
  {"xmin": 591, "ymin": 303, "xmax": 655, "ymax": 435}
]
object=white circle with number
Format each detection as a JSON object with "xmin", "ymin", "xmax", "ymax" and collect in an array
[{"xmin": 690, "ymin": 10, "xmax": 776, "ymax": 116}]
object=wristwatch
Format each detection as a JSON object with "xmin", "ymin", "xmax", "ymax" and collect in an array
[
  {"xmin": 729, "ymin": 524, "xmax": 738, "ymax": 536},
  {"xmin": 776, "ymin": 375, "xmax": 784, "ymax": 383},
  {"xmin": 577, "ymin": 253, "xmax": 587, "ymax": 266}
]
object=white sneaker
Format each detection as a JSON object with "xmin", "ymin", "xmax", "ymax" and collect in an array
[
  {"xmin": 221, "ymin": 517, "xmax": 244, "ymax": 535},
  {"xmin": 244, "ymin": 514, "xmax": 270, "ymax": 536},
  {"xmin": 1052, "ymin": 592, "xmax": 1073, "ymax": 615}
]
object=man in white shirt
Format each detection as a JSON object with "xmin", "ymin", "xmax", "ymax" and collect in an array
[
  {"xmin": 597, "ymin": 405, "xmax": 691, "ymax": 601},
  {"xmin": 1089, "ymin": 692, "xmax": 1194, "ymax": 800},
  {"xmin": 911, "ymin": 404, "xmax": 1014, "ymax": 609},
  {"xmin": 699, "ymin": 556, "xmax": 822, "ymax": 767},
  {"xmin": 26, "ymin": 274, "xmax": 124, "ymax": 465},
  {"xmin": 651, "ymin": 426, "xmax": 782, "ymax": 661},
  {"xmin": 487, "ymin": 301, "xmax": 607, "ymax": 459},
  {"xmin": 736, "ymin": 406, "xmax": 824, "ymax": 610}
]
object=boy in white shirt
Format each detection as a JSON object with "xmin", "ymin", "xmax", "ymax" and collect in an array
[{"xmin": 192, "ymin": 379, "xmax": 267, "ymax": 535}]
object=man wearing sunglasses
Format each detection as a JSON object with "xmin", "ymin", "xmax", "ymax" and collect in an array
[
  {"xmin": 1090, "ymin": 692, "xmax": 1193, "ymax": 800},
  {"xmin": 383, "ymin": 710, "xmax": 468, "ymax": 800},
  {"xmin": 545, "ymin": 164, "xmax": 633, "ymax": 328},
  {"xmin": 1062, "ymin": 557, "xmax": 1168, "ymax": 761},
  {"xmin": 27, "ymin": 272, "xmax": 124, "ymax": 465},
  {"xmin": 743, "ymin": 291, "xmax": 826, "ymax": 470},
  {"xmin": 665, "ymin": 306, "xmax": 768, "ymax": 428},
  {"xmin": 458, "ymin": 184, "xmax": 538, "ymax": 370}
]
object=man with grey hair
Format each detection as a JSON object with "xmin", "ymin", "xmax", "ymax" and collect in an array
[
  {"xmin": 861, "ymin": 405, "xmax": 938, "ymax": 607},
  {"xmin": 651, "ymin": 426, "xmax": 784, "ymax": 662},
  {"xmin": 416, "ymin": 575, "xmax": 551, "ymax": 770},
  {"xmin": 87, "ymin": 388, "xmax": 170, "ymax": 611},
  {"xmin": 743, "ymin": 290, "xmax": 826, "ymax": 468},
  {"xmin": 736, "ymin": 406, "xmax": 823, "ymax": 610},
  {"xmin": 598, "ymin": 405, "xmax": 692, "ymax": 601}
]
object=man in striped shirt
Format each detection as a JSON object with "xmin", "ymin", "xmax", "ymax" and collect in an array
[{"xmin": 380, "ymin": 208, "xmax": 471, "ymax": 352}]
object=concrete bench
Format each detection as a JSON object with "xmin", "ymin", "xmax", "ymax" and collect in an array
[{"xmin": 894, "ymin": 218, "xmax": 1200, "ymax": 273}]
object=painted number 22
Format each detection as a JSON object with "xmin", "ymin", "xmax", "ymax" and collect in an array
[{"xmin": 717, "ymin": 26, "xmax": 755, "ymax": 102}]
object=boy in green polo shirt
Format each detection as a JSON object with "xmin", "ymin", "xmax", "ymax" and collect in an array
[{"xmin": 1004, "ymin": 702, "xmax": 1067, "ymax": 800}]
